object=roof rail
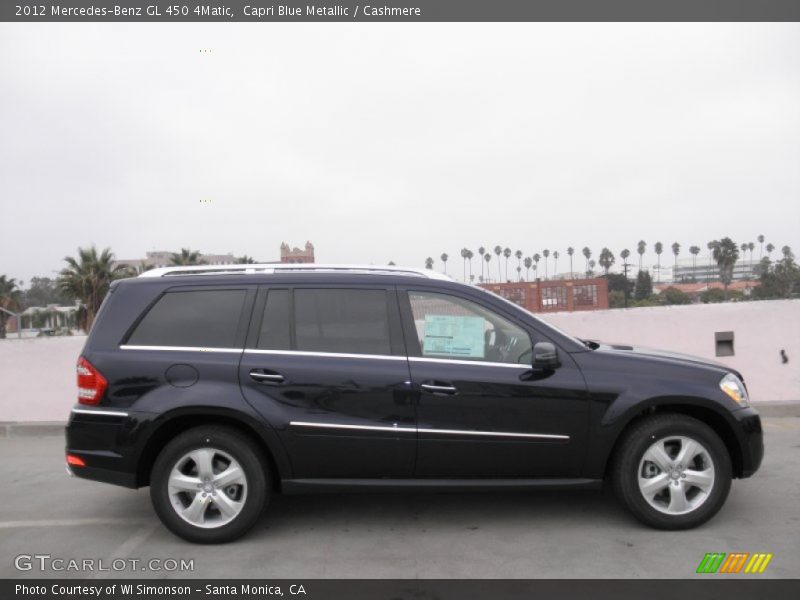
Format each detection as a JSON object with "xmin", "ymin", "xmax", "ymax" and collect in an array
[{"xmin": 137, "ymin": 263, "xmax": 453, "ymax": 281}]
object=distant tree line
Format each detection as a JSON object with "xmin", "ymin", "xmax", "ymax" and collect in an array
[
  {"xmin": 1, "ymin": 237, "xmax": 798, "ymax": 338},
  {"xmin": 424, "ymin": 235, "xmax": 800, "ymax": 309},
  {"xmin": 0, "ymin": 246, "xmax": 257, "ymax": 336}
]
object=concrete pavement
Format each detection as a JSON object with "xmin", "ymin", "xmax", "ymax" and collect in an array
[{"xmin": 1, "ymin": 418, "xmax": 798, "ymax": 579}]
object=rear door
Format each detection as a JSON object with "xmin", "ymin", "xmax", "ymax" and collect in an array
[{"xmin": 238, "ymin": 285, "xmax": 416, "ymax": 479}]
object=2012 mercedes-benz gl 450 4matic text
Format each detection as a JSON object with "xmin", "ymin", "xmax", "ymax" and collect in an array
[{"xmin": 66, "ymin": 264, "xmax": 763, "ymax": 543}]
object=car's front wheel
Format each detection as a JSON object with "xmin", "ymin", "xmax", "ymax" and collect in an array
[
  {"xmin": 150, "ymin": 426, "xmax": 269, "ymax": 543},
  {"xmin": 612, "ymin": 413, "xmax": 732, "ymax": 529}
]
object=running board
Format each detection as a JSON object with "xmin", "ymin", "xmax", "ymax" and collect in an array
[{"xmin": 281, "ymin": 478, "xmax": 602, "ymax": 494}]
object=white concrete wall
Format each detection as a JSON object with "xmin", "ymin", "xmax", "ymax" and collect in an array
[
  {"xmin": 543, "ymin": 299, "xmax": 800, "ymax": 403},
  {"xmin": 0, "ymin": 299, "xmax": 797, "ymax": 422},
  {"xmin": 0, "ymin": 336, "xmax": 86, "ymax": 422}
]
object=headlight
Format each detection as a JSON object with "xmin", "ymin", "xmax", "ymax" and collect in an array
[{"xmin": 720, "ymin": 373, "xmax": 749, "ymax": 407}]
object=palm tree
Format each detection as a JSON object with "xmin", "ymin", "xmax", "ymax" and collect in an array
[
  {"xmin": 689, "ymin": 246, "xmax": 701, "ymax": 281},
  {"xmin": 440, "ymin": 253, "xmax": 449, "ymax": 274},
  {"xmin": 620, "ymin": 249, "xmax": 631, "ymax": 304},
  {"xmin": 654, "ymin": 242, "xmax": 664, "ymax": 283},
  {"xmin": 710, "ymin": 238, "xmax": 740, "ymax": 299},
  {"xmin": 466, "ymin": 249, "xmax": 475, "ymax": 282},
  {"xmin": 523, "ymin": 256, "xmax": 533, "ymax": 280},
  {"xmin": 553, "ymin": 251, "xmax": 560, "ymax": 278},
  {"xmin": 170, "ymin": 248, "xmax": 205, "ymax": 266},
  {"xmin": 636, "ymin": 240, "xmax": 646, "ymax": 272},
  {"xmin": 493, "ymin": 246, "xmax": 502, "ymax": 281},
  {"xmin": 532, "ymin": 253, "xmax": 541, "ymax": 280},
  {"xmin": 58, "ymin": 246, "xmax": 132, "ymax": 332},
  {"xmin": 757, "ymin": 234, "xmax": 765, "ymax": 260},
  {"xmin": 706, "ymin": 241, "xmax": 715, "ymax": 284},
  {"xmin": 236, "ymin": 255, "xmax": 256, "ymax": 264},
  {"xmin": 478, "ymin": 246, "xmax": 486, "ymax": 281},
  {"xmin": 671, "ymin": 242, "xmax": 680, "ymax": 270},
  {"xmin": 484, "ymin": 253, "xmax": 492, "ymax": 281},
  {"xmin": 748, "ymin": 242, "xmax": 755, "ymax": 264},
  {"xmin": 0, "ymin": 275, "xmax": 23, "ymax": 339},
  {"xmin": 588, "ymin": 259, "xmax": 596, "ymax": 276},
  {"xmin": 542, "ymin": 249, "xmax": 550, "ymax": 280},
  {"xmin": 582, "ymin": 247, "xmax": 591, "ymax": 276},
  {"xmin": 567, "ymin": 247, "xmax": 575, "ymax": 279},
  {"xmin": 424, "ymin": 257, "xmax": 434, "ymax": 270},
  {"xmin": 515, "ymin": 250, "xmax": 523, "ymax": 277},
  {"xmin": 460, "ymin": 248, "xmax": 469, "ymax": 282},
  {"xmin": 766, "ymin": 243, "xmax": 775, "ymax": 259},
  {"xmin": 598, "ymin": 247, "xmax": 615, "ymax": 275},
  {"xmin": 503, "ymin": 247, "xmax": 512, "ymax": 282}
]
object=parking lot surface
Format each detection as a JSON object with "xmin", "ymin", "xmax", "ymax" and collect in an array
[{"xmin": 1, "ymin": 418, "xmax": 798, "ymax": 579}]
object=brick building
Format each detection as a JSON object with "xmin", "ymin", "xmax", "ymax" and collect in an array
[
  {"xmin": 280, "ymin": 241, "xmax": 315, "ymax": 264},
  {"xmin": 480, "ymin": 278, "xmax": 609, "ymax": 313}
]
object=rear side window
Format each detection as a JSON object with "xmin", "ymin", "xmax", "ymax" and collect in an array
[
  {"xmin": 294, "ymin": 289, "xmax": 391, "ymax": 355},
  {"xmin": 127, "ymin": 290, "xmax": 247, "ymax": 348}
]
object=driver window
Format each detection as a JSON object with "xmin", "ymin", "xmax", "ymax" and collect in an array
[{"xmin": 407, "ymin": 291, "xmax": 533, "ymax": 365}]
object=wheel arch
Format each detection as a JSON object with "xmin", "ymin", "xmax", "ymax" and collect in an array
[
  {"xmin": 603, "ymin": 399, "xmax": 744, "ymax": 479},
  {"xmin": 135, "ymin": 408, "xmax": 287, "ymax": 491}
]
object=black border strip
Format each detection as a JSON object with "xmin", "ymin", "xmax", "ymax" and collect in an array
[{"xmin": 3, "ymin": 1, "xmax": 800, "ymax": 23}]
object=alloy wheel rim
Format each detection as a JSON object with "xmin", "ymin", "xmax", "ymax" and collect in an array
[
  {"xmin": 637, "ymin": 435, "xmax": 715, "ymax": 515},
  {"xmin": 168, "ymin": 448, "xmax": 248, "ymax": 528}
]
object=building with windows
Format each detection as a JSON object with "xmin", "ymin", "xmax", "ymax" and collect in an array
[
  {"xmin": 671, "ymin": 257, "xmax": 760, "ymax": 283},
  {"xmin": 115, "ymin": 242, "xmax": 316, "ymax": 272},
  {"xmin": 280, "ymin": 241, "xmax": 315, "ymax": 263},
  {"xmin": 115, "ymin": 251, "xmax": 237, "ymax": 271},
  {"xmin": 479, "ymin": 278, "xmax": 609, "ymax": 313}
]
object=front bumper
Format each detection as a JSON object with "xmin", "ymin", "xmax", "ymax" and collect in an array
[{"xmin": 733, "ymin": 407, "xmax": 764, "ymax": 478}]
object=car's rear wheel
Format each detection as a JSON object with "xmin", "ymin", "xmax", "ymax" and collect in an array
[
  {"xmin": 150, "ymin": 426, "xmax": 268, "ymax": 543},
  {"xmin": 612, "ymin": 413, "xmax": 732, "ymax": 529}
]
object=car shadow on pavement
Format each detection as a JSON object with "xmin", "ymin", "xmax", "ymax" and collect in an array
[{"xmin": 248, "ymin": 486, "xmax": 634, "ymax": 537}]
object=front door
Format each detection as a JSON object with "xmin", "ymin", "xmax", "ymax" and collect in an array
[
  {"xmin": 398, "ymin": 287, "xmax": 588, "ymax": 478},
  {"xmin": 239, "ymin": 285, "xmax": 416, "ymax": 479}
]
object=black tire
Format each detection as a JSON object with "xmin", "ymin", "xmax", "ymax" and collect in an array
[
  {"xmin": 611, "ymin": 413, "xmax": 732, "ymax": 530},
  {"xmin": 150, "ymin": 426, "xmax": 269, "ymax": 543}
]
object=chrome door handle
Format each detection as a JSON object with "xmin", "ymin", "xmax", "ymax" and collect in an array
[
  {"xmin": 421, "ymin": 383, "xmax": 457, "ymax": 394},
  {"xmin": 249, "ymin": 370, "xmax": 285, "ymax": 383}
]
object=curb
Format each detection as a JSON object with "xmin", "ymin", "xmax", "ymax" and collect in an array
[
  {"xmin": 1, "ymin": 401, "xmax": 798, "ymax": 437},
  {"xmin": 755, "ymin": 401, "xmax": 800, "ymax": 418},
  {"xmin": 0, "ymin": 422, "xmax": 65, "ymax": 438}
]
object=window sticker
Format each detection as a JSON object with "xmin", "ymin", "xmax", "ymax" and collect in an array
[{"xmin": 423, "ymin": 314, "xmax": 485, "ymax": 358}]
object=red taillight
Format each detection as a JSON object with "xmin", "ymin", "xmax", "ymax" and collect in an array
[
  {"xmin": 66, "ymin": 454, "xmax": 86, "ymax": 467},
  {"xmin": 76, "ymin": 356, "xmax": 107, "ymax": 405}
]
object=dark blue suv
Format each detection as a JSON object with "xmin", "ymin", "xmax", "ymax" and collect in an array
[{"xmin": 66, "ymin": 264, "xmax": 763, "ymax": 543}]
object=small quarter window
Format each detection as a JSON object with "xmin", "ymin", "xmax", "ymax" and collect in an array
[
  {"xmin": 127, "ymin": 289, "xmax": 247, "ymax": 348},
  {"xmin": 257, "ymin": 290, "xmax": 291, "ymax": 350}
]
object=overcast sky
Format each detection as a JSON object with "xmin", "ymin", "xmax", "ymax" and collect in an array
[{"xmin": 1, "ymin": 23, "xmax": 799, "ymax": 283}]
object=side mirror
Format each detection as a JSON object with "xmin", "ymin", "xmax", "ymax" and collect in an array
[{"xmin": 533, "ymin": 342, "xmax": 560, "ymax": 370}]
